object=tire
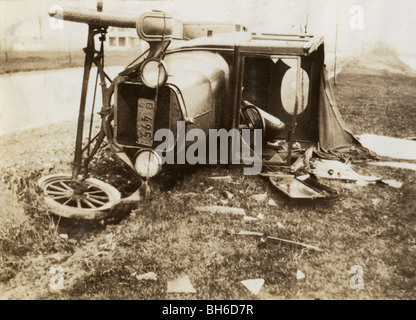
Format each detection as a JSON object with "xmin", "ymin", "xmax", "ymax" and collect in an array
[{"xmin": 38, "ymin": 174, "xmax": 121, "ymax": 220}]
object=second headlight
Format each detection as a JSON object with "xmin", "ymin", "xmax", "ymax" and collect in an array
[{"xmin": 140, "ymin": 59, "xmax": 168, "ymax": 88}]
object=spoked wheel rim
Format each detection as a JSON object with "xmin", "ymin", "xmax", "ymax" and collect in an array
[{"xmin": 39, "ymin": 174, "xmax": 121, "ymax": 220}]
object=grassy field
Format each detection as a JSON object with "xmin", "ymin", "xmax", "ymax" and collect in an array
[
  {"xmin": 0, "ymin": 60, "xmax": 415, "ymax": 300},
  {"xmin": 0, "ymin": 50, "xmax": 140, "ymax": 74}
]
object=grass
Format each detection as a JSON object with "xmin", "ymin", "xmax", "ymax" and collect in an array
[
  {"xmin": 0, "ymin": 50, "xmax": 140, "ymax": 74},
  {"xmin": 0, "ymin": 61, "xmax": 415, "ymax": 300},
  {"xmin": 336, "ymin": 70, "xmax": 416, "ymax": 138}
]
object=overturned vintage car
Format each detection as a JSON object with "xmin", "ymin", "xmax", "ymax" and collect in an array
[{"xmin": 39, "ymin": 6, "xmax": 369, "ymax": 219}]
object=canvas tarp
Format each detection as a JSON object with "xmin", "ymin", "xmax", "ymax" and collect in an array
[{"xmin": 316, "ymin": 67, "xmax": 375, "ymax": 160}]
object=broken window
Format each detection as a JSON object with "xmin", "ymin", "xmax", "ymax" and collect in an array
[{"xmin": 240, "ymin": 55, "xmax": 312, "ymax": 141}]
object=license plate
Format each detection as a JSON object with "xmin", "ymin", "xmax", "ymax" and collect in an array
[{"xmin": 136, "ymin": 98, "xmax": 155, "ymax": 146}]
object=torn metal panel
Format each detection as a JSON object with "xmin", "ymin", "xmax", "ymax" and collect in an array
[
  {"xmin": 268, "ymin": 174, "xmax": 328, "ymax": 199},
  {"xmin": 297, "ymin": 176, "xmax": 338, "ymax": 195},
  {"xmin": 381, "ymin": 179, "xmax": 403, "ymax": 189},
  {"xmin": 310, "ymin": 159, "xmax": 380, "ymax": 181}
]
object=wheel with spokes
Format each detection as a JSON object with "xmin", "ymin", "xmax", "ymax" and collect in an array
[{"xmin": 38, "ymin": 174, "xmax": 121, "ymax": 220}]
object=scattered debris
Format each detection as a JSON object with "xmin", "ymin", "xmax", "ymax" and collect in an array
[
  {"xmin": 209, "ymin": 175, "xmax": 233, "ymax": 183},
  {"xmin": 296, "ymin": 174, "xmax": 310, "ymax": 181},
  {"xmin": 310, "ymin": 159, "xmax": 380, "ymax": 182},
  {"xmin": 263, "ymin": 153, "xmax": 286, "ymax": 165},
  {"xmin": 257, "ymin": 213, "xmax": 264, "ymax": 220},
  {"xmin": 303, "ymin": 146, "xmax": 314, "ymax": 171},
  {"xmin": 268, "ymin": 175, "xmax": 328, "ymax": 199},
  {"xmin": 220, "ymin": 199, "xmax": 229, "ymax": 205},
  {"xmin": 195, "ymin": 206, "xmax": 245, "ymax": 216},
  {"xmin": 381, "ymin": 179, "xmax": 403, "ymax": 189},
  {"xmin": 241, "ymin": 279, "xmax": 264, "ymax": 295},
  {"xmin": 268, "ymin": 199, "xmax": 277, "ymax": 206},
  {"xmin": 277, "ymin": 222, "xmax": 284, "ymax": 229},
  {"xmin": 251, "ymin": 193, "xmax": 267, "ymax": 202},
  {"xmin": 292, "ymin": 142, "xmax": 302, "ymax": 150},
  {"xmin": 290, "ymin": 147, "xmax": 315, "ymax": 172},
  {"xmin": 290, "ymin": 155, "xmax": 305, "ymax": 173},
  {"xmin": 223, "ymin": 191, "xmax": 234, "ymax": 199},
  {"xmin": 136, "ymin": 272, "xmax": 157, "ymax": 281},
  {"xmin": 243, "ymin": 216, "xmax": 258, "ymax": 222},
  {"xmin": 167, "ymin": 275, "xmax": 197, "ymax": 294},
  {"xmin": 368, "ymin": 161, "xmax": 416, "ymax": 171},
  {"xmin": 372, "ymin": 198, "xmax": 381, "ymax": 206},
  {"xmin": 204, "ymin": 186, "xmax": 214, "ymax": 193},
  {"xmin": 297, "ymin": 175, "xmax": 339, "ymax": 195},
  {"xmin": 237, "ymin": 231, "xmax": 323, "ymax": 252},
  {"xmin": 58, "ymin": 234, "xmax": 68, "ymax": 240},
  {"xmin": 356, "ymin": 179, "xmax": 371, "ymax": 186},
  {"xmin": 296, "ymin": 270, "xmax": 306, "ymax": 281}
]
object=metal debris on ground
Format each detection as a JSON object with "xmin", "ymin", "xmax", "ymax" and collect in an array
[
  {"xmin": 356, "ymin": 179, "xmax": 372, "ymax": 186},
  {"xmin": 136, "ymin": 272, "xmax": 157, "ymax": 281},
  {"xmin": 167, "ymin": 275, "xmax": 197, "ymax": 294},
  {"xmin": 381, "ymin": 179, "xmax": 403, "ymax": 189},
  {"xmin": 310, "ymin": 159, "xmax": 380, "ymax": 182},
  {"xmin": 296, "ymin": 270, "xmax": 306, "ymax": 281},
  {"xmin": 290, "ymin": 155, "xmax": 305, "ymax": 173},
  {"xmin": 263, "ymin": 153, "xmax": 286, "ymax": 165},
  {"xmin": 268, "ymin": 174, "xmax": 328, "ymax": 199},
  {"xmin": 241, "ymin": 279, "xmax": 264, "ymax": 295},
  {"xmin": 296, "ymin": 174, "xmax": 310, "ymax": 181},
  {"xmin": 209, "ymin": 175, "xmax": 233, "ymax": 183},
  {"xmin": 250, "ymin": 193, "xmax": 268, "ymax": 202},
  {"xmin": 237, "ymin": 231, "xmax": 323, "ymax": 252},
  {"xmin": 268, "ymin": 199, "xmax": 277, "ymax": 206},
  {"xmin": 243, "ymin": 216, "xmax": 258, "ymax": 222},
  {"xmin": 372, "ymin": 198, "xmax": 381, "ymax": 206},
  {"xmin": 223, "ymin": 191, "xmax": 234, "ymax": 199},
  {"xmin": 195, "ymin": 206, "xmax": 245, "ymax": 216},
  {"xmin": 297, "ymin": 175, "xmax": 338, "ymax": 195}
]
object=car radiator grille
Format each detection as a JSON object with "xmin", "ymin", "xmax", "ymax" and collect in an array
[{"xmin": 115, "ymin": 82, "xmax": 170, "ymax": 148}]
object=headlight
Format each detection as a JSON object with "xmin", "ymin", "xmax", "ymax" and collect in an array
[
  {"xmin": 134, "ymin": 149, "xmax": 162, "ymax": 178},
  {"xmin": 140, "ymin": 59, "xmax": 168, "ymax": 88}
]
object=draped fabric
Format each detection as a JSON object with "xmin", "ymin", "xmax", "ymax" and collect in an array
[{"xmin": 317, "ymin": 67, "xmax": 376, "ymax": 160}]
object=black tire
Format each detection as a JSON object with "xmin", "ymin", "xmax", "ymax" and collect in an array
[{"xmin": 38, "ymin": 174, "xmax": 121, "ymax": 220}]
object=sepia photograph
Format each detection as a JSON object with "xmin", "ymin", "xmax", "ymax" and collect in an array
[{"xmin": 0, "ymin": 0, "xmax": 415, "ymax": 302}]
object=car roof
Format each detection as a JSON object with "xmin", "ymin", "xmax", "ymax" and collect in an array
[{"xmin": 169, "ymin": 31, "xmax": 324, "ymax": 56}]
